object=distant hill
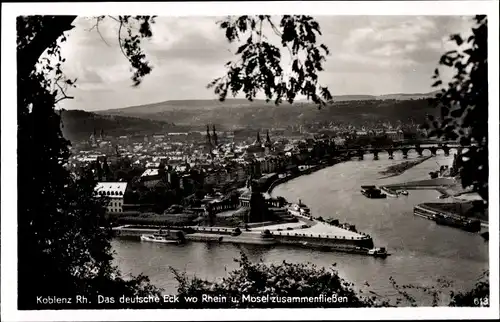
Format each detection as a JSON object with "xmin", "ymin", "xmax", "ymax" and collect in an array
[
  {"xmin": 97, "ymin": 91, "xmax": 438, "ymax": 115},
  {"xmin": 93, "ymin": 92, "xmax": 439, "ymax": 131},
  {"xmin": 60, "ymin": 109, "xmax": 185, "ymax": 142},
  {"xmin": 376, "ymin": 91, "xmax": 440, "ymax": 100}
]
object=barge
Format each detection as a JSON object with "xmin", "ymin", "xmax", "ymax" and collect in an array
[
  {"xmin": 361, "ymin": 185, "xmax": 387, "ymax": 199},
  {"xmin": 331, "ymin": 246, "xmax": 388, "ymax": 258},
  {"xmin": 413, "ymin": 205, "xmax": 481, "ymax": 232},
  {"xmin": 433, "ymin": 213, "xmax": 481, "ymax": 232}
]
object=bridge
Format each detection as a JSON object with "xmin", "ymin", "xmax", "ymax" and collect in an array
[{"xmin": 336, "ymin": 143, "xmax": 474, "ymax": 160}]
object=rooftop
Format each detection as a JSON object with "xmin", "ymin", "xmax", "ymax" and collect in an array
[{"xmin": 95, "ymin": 182, "xmax": 128, "ymax": 198}]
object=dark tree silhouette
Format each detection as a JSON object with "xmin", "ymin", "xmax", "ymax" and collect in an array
[
  {"xmin": 209, "ymin": 15, "xmax": 333, "ymax": 108},
  {"xmin": 17, "ymin": 15, "xmax": 161, "ymax": 309},
  {"xmin": 425, "ymin": 15, "xmax": 488, "ymax": 202}
]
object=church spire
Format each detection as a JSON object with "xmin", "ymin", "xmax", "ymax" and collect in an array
[
  {"xmin": 206, "ymin": 125, "xmax": 212, "ymax": 145},
  {"xmin": 256, "ymin": 131, "xmax": 261, "ymax": 144},
  {"xmin": 266, "ymin": 129, "xmax": 271, "ymax": 143},
  {"xmin": 212, "ymin": 125, "xmax": 218, "ymax": 147}
]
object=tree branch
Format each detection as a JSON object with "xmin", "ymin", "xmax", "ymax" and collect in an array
[
  {"xmin": 54, "ymin": 78, "xmax": 74, "ymax": 104},
  {"xmin": 117, "ymin": 17, "xmax": 129, "ymax": 61},
  {"xmin": 89, "ymin": 17, "xmax": 110, "ymax": 47},
  {"xmin": 18, "ymin": 16, "xmax": 77, "ymax": 79}
]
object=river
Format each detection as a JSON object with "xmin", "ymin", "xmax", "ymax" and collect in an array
[{"xmin": 112, "ymin": 150, "xmax": 488, "ymax": 305}]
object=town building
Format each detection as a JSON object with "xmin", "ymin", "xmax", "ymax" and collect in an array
[{"xmin": 95, "ymin": 182, "xmax": 128, "ymax": 213}]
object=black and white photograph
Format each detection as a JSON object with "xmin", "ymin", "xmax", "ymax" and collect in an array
[{"xmin": 1, "ymin": 1, "xmax": 499, "ymax": 321}]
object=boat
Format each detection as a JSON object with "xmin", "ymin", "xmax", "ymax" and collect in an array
[
  {"xmin": 413, "ymin": 205, "xmax": 436, "ymax": 220},
  {"xmin": 433, "ymin": 213, "xmax": 481, "ymax": 232},
  {"xmin": 140, "ymin": 234, "xmax": 182, "ymax": 244},
  {"xmin": 289, "ymin": 199, "xmax": 311, "ymax": 215},
  {"xmin": 380, "ymin": 186, "xmax": 398, "ymax": 197},
  {"xmin": 367, "ymin": 247, "xmax": 388, "ymax": 258},
  {"xmin": 360, "ymin": 185, "xmax": 387, "ymax": 199},
  {"xmin": 328, "ymin": 246, "xmax": 390, "ymax": 258},
  {"xmin": 298, "ymin": 201, "xmax": 311, "ymax": 215},
  {"xmin": 287, "ymin": 202, "xmax": 311, "ymax": 216},
  {"xmin": 287, "ymin": 204, "xmax": 301, "ymax": 216},
  {"xmin": 399, "ymin": 190, "xmax": 409, "ymax": 196}
]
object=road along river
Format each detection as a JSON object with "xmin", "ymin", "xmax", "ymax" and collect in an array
[{"xmin": 112, "ymin": 150, "xmax": 488, "ymax": 305}]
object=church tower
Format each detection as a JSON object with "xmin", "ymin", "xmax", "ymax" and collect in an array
[
  {"xmin": 264, "ymin": 130, "xmax": 272, "ymax": 155},
  {"xmin": 212, "ymin": 125, "xmax": 218, "ymax": 147},
  {"xmin": 205, "ymin": 125, "xmax": 213, "ymax": 155},
  {"xmin": 206, "ymin": 125, "xmax": 212, "ymax": 143},
  {"xmin": 255, "ymin": 131, "xmax": 261, "ymax": 145}
]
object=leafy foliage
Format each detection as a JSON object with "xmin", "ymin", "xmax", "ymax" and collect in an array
[
  {"xmin": 17, "ymin": 15, "xmax": 161, "ymax": 309},
  {"xmin": 171, "ymin": 252, "xmax": 385, "ymax": 308},
  {"xmin": 90, "ymin": 15, "xmax": 156, "ymax": 86},
  {"xmin": 208, "ymin": 15, "xmax": 333, "ymax": 108},
  {"xmin": 425, "ymin": 15, "xmax": 488, "ymax": 201}
]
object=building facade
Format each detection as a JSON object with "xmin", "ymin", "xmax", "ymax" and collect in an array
[{"xmin": 95, "ymin": 182, "xmax": 128, "ymax": 213}]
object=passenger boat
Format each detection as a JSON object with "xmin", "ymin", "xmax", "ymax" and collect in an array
[
  {"xmin": 287, "ymin": 204, "xmax": 301, "ymax": 216},
  {"xmin": 140, "ymin": 234, "xmax": 182, "ymax": 244},
  {"xmin": 297, "ymin": 200, "xmax": 311, "ymax": 215},
  {"xmin": 367, "ymin": 247, "xmax": 388, "ymax": 258},
  {"xmin": 287, "ymin": 202, "xmax": 311, "ymax": 216},
  {"xmin": 360, "ymin": 185, "xmax": 387, "ymax": 199}
]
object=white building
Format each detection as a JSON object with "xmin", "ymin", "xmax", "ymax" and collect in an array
[{"xmin": 95, "ymin": 182, "xmax": 128, "ymax": 214}]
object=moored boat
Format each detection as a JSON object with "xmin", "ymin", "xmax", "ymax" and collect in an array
[
  {"xmin": 432, "ymin": 213, "xmax": 481, "ymax": 232},
  {"xmin": 361, "ymin": 185, "xmax": 387, "ymax": 199},
  {"xmin": 297, "ymin": 199, "xmax": 311, "ymax": 215},
  {"xmin": 329, "ymin": 246, "xmax": 390, "ymax": 258},
  {"xmin": 380, "ymin": 186, "xmax": 398, "ymax": 197},
  {"xmin": 367, "ymin": 247, "xmax": 388, "ymax": 258},
  {"xmin": 140, "ymin": 234, "xmax": 182, "ymax": 244}
]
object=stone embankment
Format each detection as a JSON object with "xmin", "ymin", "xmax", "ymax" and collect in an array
[{"xmin": 112, "ymin": 216, "xmax": 375, "ymax": 250}]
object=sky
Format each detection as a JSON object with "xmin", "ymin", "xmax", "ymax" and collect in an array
[{"xmin": 57, "ymin": 15, "xmax": 474, "ymax": 111}]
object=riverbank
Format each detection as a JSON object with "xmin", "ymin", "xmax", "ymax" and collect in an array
[
  {"xmin": 267, "ymin": 164, "xmax": 329, "ymax": 194},
  {"xmin": 379, "ymin": 156, "xmax": 432, "ymax": 179}
]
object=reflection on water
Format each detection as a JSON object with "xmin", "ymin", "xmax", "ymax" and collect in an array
[{"xmin": 112, "ymin": 151, "xmax": 488, "ymax": 305}]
